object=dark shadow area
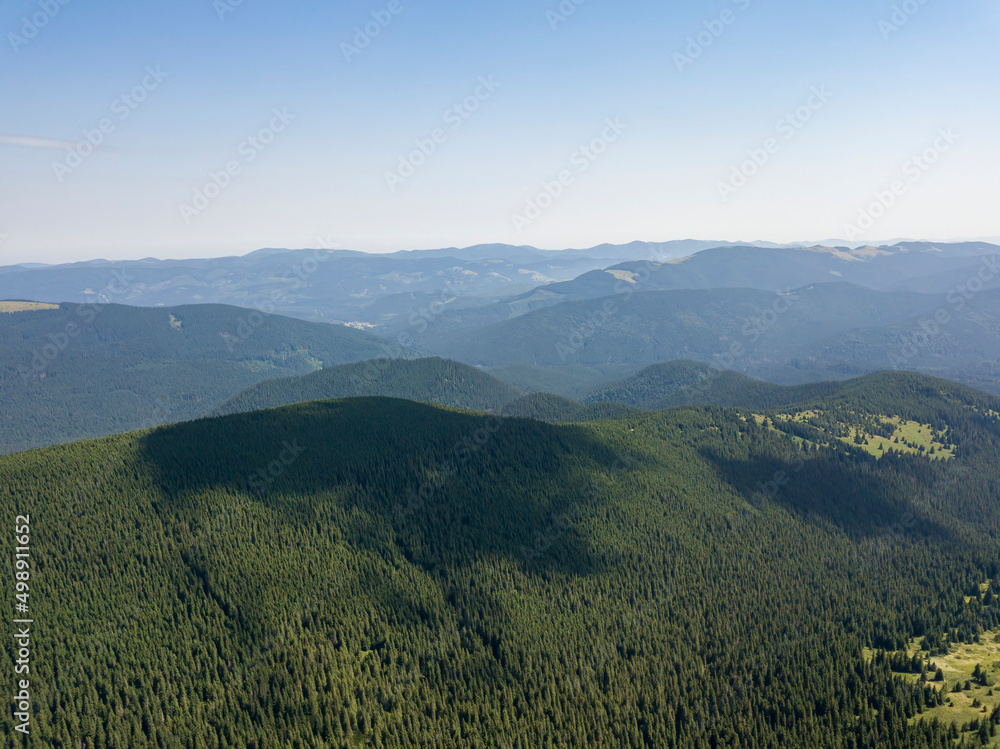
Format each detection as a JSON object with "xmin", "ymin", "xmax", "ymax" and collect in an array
[
  {"xmin": 138, "ymin": 397, "xmax": 622, "ymax": 578},
  {"xmin": 700, "ymin": 443, "xmax": 963, "ymax": 549}
]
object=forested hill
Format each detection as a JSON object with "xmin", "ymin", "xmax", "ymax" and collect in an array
[
  {"xmin": 3, "ymin": 374, "xmax": 1000, "ymax": 747},
  {"xmin": 501, "ymin": 391, "xmax": 640, "ymax": 421},
  {"xmin": 586, "ymin": 362, "xmax": 1000, "ymax": 421},
  {"xmin": 586, "ymin": 360, "xmax": 843, "ymax": 410},
  {"xmin": 0, "ymin": 302, "xmax": 393, "ymax": 454},
  {"xmin": 215, "ymin": 357, "xmax": 521, "ymax": 416}
]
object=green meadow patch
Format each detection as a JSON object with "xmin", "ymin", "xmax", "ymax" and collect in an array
[{"xmin": 754, "ymin": 409, "xmax": 955, "ymax": 461}]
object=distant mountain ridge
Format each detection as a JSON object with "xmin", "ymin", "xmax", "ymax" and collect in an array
[
  {"xmin": 391, "ymin": 242, "xmax": 1000, "ymax": 346},
  {"xmin": 508, "ymin": 243, "xmax": 1000, "ymax": 307},
  {"xmin": 0, "ymin": 241, "xmax": 754, "ymax": 328},
  {"xmin": 4, "ymin": 241, "xmax": 993, "ymax": 340},
  {"xmin": 423, "ymin": 283, "xmax": 1000, "ymax": 395}
]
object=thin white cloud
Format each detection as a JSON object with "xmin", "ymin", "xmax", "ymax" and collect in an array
[{"xmin": 0, "ymin": 134, "xmax": 77, "ymax": 150}]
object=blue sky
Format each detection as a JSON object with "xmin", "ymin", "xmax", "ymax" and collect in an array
[{"xmin": 1, "ymin": 0, "xmax": 997, "ymax": 263}]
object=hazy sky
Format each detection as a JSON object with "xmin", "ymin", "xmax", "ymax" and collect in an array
[{"xmin": 1, "ymin": 0, "xmax": 998, "ymax": 264}]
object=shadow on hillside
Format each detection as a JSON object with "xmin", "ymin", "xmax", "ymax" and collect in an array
[
  {"xmin": 138, "ymin": 397, "xmax": 619, "ymax": 578},
  {"xmin": 700, "ymin": 445, "xmax": 962, "ymax": 548}
]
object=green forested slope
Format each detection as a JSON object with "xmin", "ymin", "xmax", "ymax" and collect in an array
[
  {"xmin": 501, "ymin": 391, "xmax": 640, "ymax": 422},
  {"xmin": 215, "ymin": 357, "xmax": 521, "ymax": 416},
  {"xmin": 0, "ymin": 303, "xmax": 393, "ymax": 454},
  {"xmin": 2, "ymin": 375, "xmax": 1000, "ymax": 747},
  {"xmin": 486, "ymin": 362, "xmax": 639, "ymax": 400},
  {"xmin": 586, "ymin": 360, "xmax": 844, "ymax": 410}
]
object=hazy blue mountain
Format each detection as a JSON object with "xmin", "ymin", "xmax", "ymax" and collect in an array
[
  {"xmin": 509, "ymin": 243, "xmax": 1000, "ymax": 307},
  {"xmin": 0, "ymin": 302, "xmax": 395, "ymax": 454},
  {"xmin": 4, "ymin": 243, "xmax": 993, "ymax": 349},
  {"xmin": 426, "ymin": 283, "xmax": 940, "ymax": 369},
  {"xmin": 0, "ymin": 241, "xmax": 757, "ymax": 331},
  {"xmin": 18, "ymin": 240, "xmax": 984, "ymax": 343},
  {"xmin": 425, "ymin": 283, "xmax": 1000, "ymax": 394},
  {"xmin": 396, "ymin": 242, "xmax": 999, "ymax": 347},
  {"xmin": 383, "ymin": 239, "xmax": 764, "ymax": 262},
  {"xmin": 783, "ymin": 287, "xmax": 1000, "ymax": 389},
  {"xmin": 0, "ymin": 248, "xmax": 599, "ymax": 328}
]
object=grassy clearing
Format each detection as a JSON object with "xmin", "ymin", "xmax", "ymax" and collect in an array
[
  {"xmin": 848, "ymin": 417, "xmax": 955, "ymax": 460},
  {"xmin": 0, "ymin": 301, "xmax": 59, "ymax": 313},
  {"xmin": 605, "ymin": 269, "xmax": 638, "ymax": 283},
  {"xmin": 754, "ymin": 410, "xmax": 954, "ymax": 461},
  {"xmin": 863, "ymin": 629, "xmax": 1000, "ymax": 745},
  {"xmin": 906, "ymin": 632, "xmax": 1000, "ymax": 744}
]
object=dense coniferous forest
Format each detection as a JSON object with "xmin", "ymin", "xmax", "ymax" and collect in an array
[
  {"xmin": 2, "ymin": 371, "xmax": 1000, "ymax": 747},
  {"xmin": 584, "ymin": 360, "xmax": 844, "ymax": 411},
  {"xmin": 216, "ymin": 358, "xmax": 521, "ymax": 416},
  {"xmin": 500, "ymin": 392, "xmax": 641, "ymax": 422}
]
